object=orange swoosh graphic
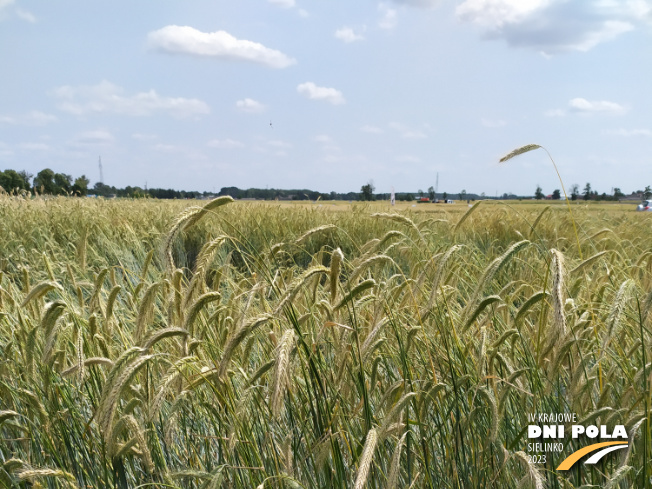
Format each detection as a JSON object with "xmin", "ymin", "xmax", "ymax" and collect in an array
[{"xmin": 556, "ymin": 441, "xmax": 628, "ymax": 470}]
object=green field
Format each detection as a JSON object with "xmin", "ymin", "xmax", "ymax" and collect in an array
[{"xmin": 0, "ymin": 196, "xmax": 650, "ymax": 488}]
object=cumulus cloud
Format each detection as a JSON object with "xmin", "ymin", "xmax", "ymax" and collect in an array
[
  {"xmin": 360, "ymin": 125, "xmax": 384, "ymax": 134},
  {"xmin": 0, "ymin": 110, "xmax": 57, "ymax": 125},
  {"xmin": 544, "ymin": 108, "xmax": 565, "ymax": 117},
  {"xmin": 236, "ymin": 98, "xmax": 266, "ymax": 113},
  {"xmin": 0, "ymin": 0, "xmax": 13, "ymax": 19},
  {"xmin": 268, "ymin": 139, "xmax": 293, "ymax": 149},
  {"xmin": 568, "ymin": 97, "xmax": 626, "ymax": 114},
  {"xmin": 313, "ymin": 134, "xmax": 340, "ymax": 152},
  {"xmin": 389, "ymin": 122, "xmax": 427, "ymax": 139},
  {"xmin": 53, "ymin": 80, "xmax": 210, "ymax": 118},
  {"xmin": 604, "ymin": 128, "xmax": 652, "ymax": 137},
  {"xmin": 72, "ymin": 130, "xmax": 115, "ymax": 146},
  {"xmin": 19, "ymin": 142, "xmax": 50, "ymax": 151},
  {"xmin": 207, "ymin": 138, "xmax": 245, "ymax": 149},
  {"xmin": 268, "ymin": 0, "xmax": 295, "ymax": 7},
  {"xmin": 313, "ymin": 135, "xmax": 333, "ymax": 144},
  {"xmin": 456, "ymin": 0, "xmax": 648, "ymax": 53},
  {"xmin": 297, "ymin": 82, "xmax": 345, "ymax": 105},
  {"xmin": 132, "ymin": 133, "xmax": 158, "ymax": 141},
  {"xmin": 335, "ymin": 27, "xmax": 364, "ymax": 43},
  {"xmin": 15, "ymin": 8, "xmax": 35, "ymax": 22},
  {"xmin": 378, "ymin": 3, "xmax": 398, "ymax": 30},
  {"xmin": 148, "ymin": 25, "xmax": 296, "ymax": 69},
  {"xmin": 545, "ymin": 98, "xmax": 626, "ymax": 117},
  {"xmin": 391, "ymin": 0, "xmax": 442, "ymax": 7},
  {"xmin": 0, "ymin": 1, "xmax": 36, "ymax": 22}
]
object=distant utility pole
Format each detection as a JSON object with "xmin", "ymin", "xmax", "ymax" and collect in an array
[
  {"xmin": 435, "ymin": 172, "xmax": 439, "ymax": 199},
  {"xmin": 98, "ymin": 156, "xmax": 104, "ymax": 185}
]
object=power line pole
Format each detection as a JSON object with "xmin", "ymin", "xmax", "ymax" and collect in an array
[{"xmin": 98, "ymin": 156, "xmax": 104, "ymax": 185}]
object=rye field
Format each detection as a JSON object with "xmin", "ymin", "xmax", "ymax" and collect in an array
[{"xmin": 0, "ymin": 196, "xmax": 650, "ymax": 488}]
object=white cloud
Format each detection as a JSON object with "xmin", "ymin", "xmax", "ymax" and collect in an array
[
  {"xmin": 313, "ymin": 135, "xmax": 333, "ymax": 144},
  {"xmin": 391, "ymin": 0, "xmax": 442, "ymax": 7},
  {"xmin": 268, "ymin": 0, "xmax": 295, "ymax": 7},
  {"xmin": 18, "ymin": 142, "xmax": 50, "ymax": 151},
  {"xmin": 268, "ymin": 140, "xmax": 292, "ymax": 149},
  {"xmin": 72, "ymin": 130, "xmax": 114, "ymax": 146},
  {"xmin": 148, "ymin": 25, "xmax": 296, "ymax": 69},
  {"xmin": 604, "ymin": 128, "xmax": 652, "ymax": 137},
  {"xmin": 53, "ymin": 80, "xmax": 210, "ymax": 118},
  {"xmin": 378, "ymin": 3, "xmax": 398, "ymax": 30},
  {"xmin": 297, "ymin": 82, "xmax": 345, "ymax": 105},
  {"xmin": 0, "ymin": 110, "xmax": 57, "ymax": 125},
  {"xmin": 313, "ymin": 134, "xmax": 340, "ymax": 152},
  {"xmin": 207, "ymin": 138, "xmax": 245, "ymax": 149},
  {"xmin": 568, "ymin": 97, "xmax": 626, "ymax": 114},
  {"xmin": 153, "ymin": 144, "xmax": 181, "ymax": 152},
  {"xmin": 335, "ymin": 27, "xmax": 365, "ymax": 43},
  {"xmin": 236, "ymin": 98, "xmax": 266, "ymax": 113},
  {"xmin": 360, "ymin": 125, "xmax": 384, "ymax": 134},
  {"xmin": 0, "ymin": 1, "xmax": 36, "ymax": 22},
  {"xmin": 481, "ymin": 118, "xmax": 507, "ymax": 127},
  {"xmin": 389, "ymin": 122, "xmax": 427, "ymax": 139},
  {"xmin": 298, "ymin": 9, "xmax": 309, "ymax": 17},
  {"xmin": 456, "ymin": 0, "xmax": 645, "ymax": 53},
  {"xmin": 544, "ymin": 108, "xmax": 565, "ymax": 117},
  {"xmin": 457, "ymin": 0, "xmax": 550, "ymax": 29},
  {"xmin": 15, "ymin": 8, "xmax": 35, "ymax": 22},
  {"xmin": 132, "ymin": 133, "xmax": 158, "ymax": 141},
  {"xmin": 0, "ymin": 0, "xmax": 14, "ymax": 18}
]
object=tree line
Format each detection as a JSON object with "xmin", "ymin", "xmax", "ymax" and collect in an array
[
  {"xmin": 0, "ymin": 168, "xmax": 207, "ymax": 199},
  {"xmin": 3, "ymin": 167, "xmax": 649, "ymax": 202},
  {"xmin": 533, "ymin": 183, "xmax": 651, "ymax": 201}
]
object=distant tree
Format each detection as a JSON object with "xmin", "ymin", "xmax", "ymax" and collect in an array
[
  {"xmin": 570, "ymin": 184, "xmax": 579, "ymax": 201},
  {"xmin": 18, "ymin": 170, "xmax": 32, "ymax": 188},
  {"xmin": 613, "ymin": 188, "xmax": 624, "ymax": 201},
  {"xmin": 0, "ymin": 169, "xmax": 30, "ymax": 192},
  {"xmin": 428, "ymin": 186, "xmax": 435, "ymax": 201},
  {"xmin": 33, "ymin": 168, "xmax": 56, "ymax": 194},
  {"xmin": 583, "ymin": 183, "xmax": 592, "ymax": 201},
  {"xmin": 93, "ymin": 182, "xmax": 113, "ymax": 197},
  {"xmin": 418, "ymin": 189, "xmax": 424, "ymax": 198},
  {"xmin": 360, "ymin": 181, "xmax": 375, "ymax": 201},
  {"xmin": 53, "ymin": 173, "xmax": 72, "ymax": 194},
  {"xmin": 443, "ymin": 192, "xmax": 448, "ymax": 201},
  {"xmin": 72, "ymin": 175, "xmax": 90, "ymax": 196},
  {"xmin": 552, "ymin": 189, "xmax": 561, "ymax": 200},
  {"xmin": 644, "ymin": 185, "xmax": 652, "ymax": 199},
  {"xmin": 459, "ymin": 189, "xmax": 467, "ymax": 201},
  {"xmin": 535, "ymin": 185, "xmax": 544, "ymax": 200},
  {"xmin": 480, "ymin": 192, "xmax": 486, "ymax": 199}
]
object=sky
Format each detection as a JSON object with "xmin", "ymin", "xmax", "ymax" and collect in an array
[{"xmin": 1, "ymin": 0, "xmax": 651, "ymax": 196}]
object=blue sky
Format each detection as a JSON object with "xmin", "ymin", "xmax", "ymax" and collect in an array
[{"xmin": 1, "ymin": 0, "xmax": 650, "ymax": 195}]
